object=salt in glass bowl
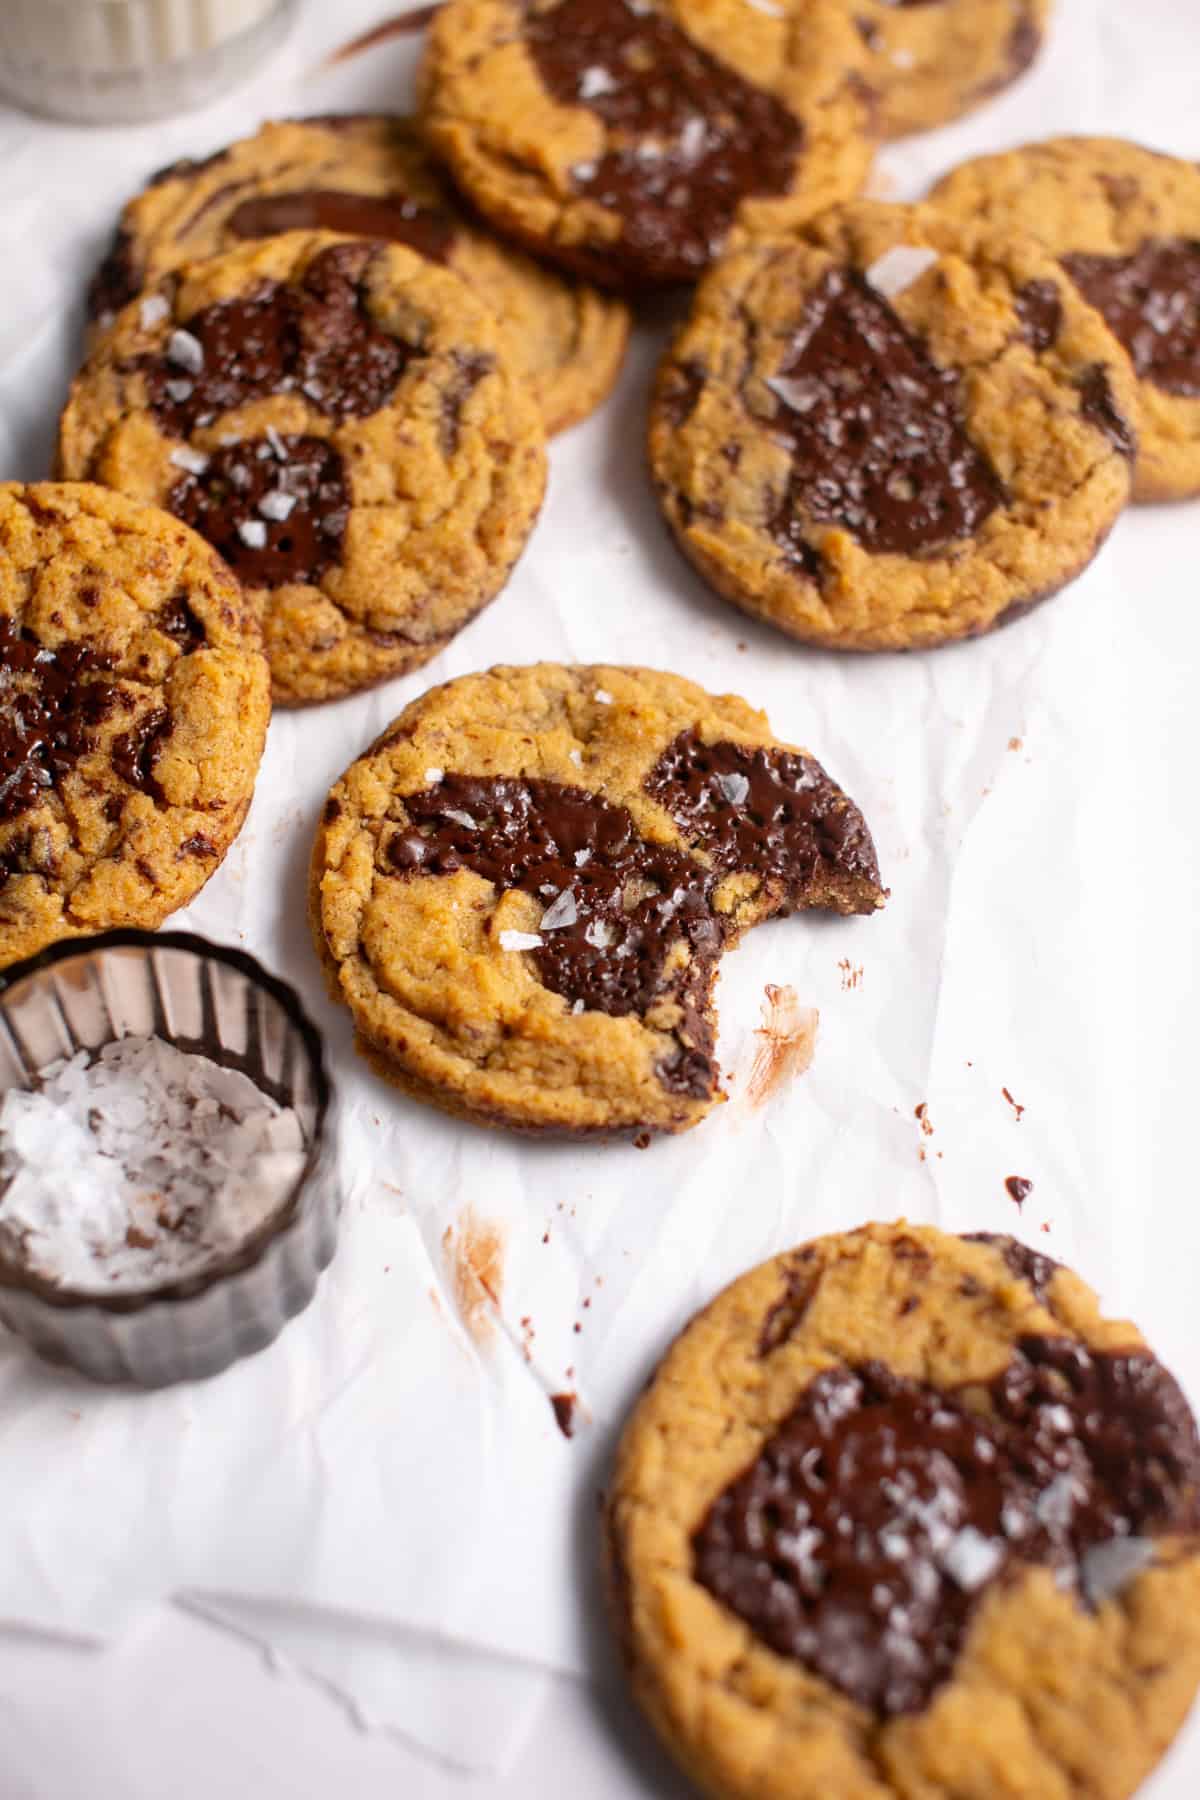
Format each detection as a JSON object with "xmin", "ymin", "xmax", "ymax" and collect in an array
[{"xmin": 0, "ymin": 928, "xmax": 339, "ymax": 1386}]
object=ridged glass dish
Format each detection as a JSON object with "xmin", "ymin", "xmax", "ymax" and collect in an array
[
  {"xmin": 0, "ymin": 0, "xmax": 298, "ymax": 125},
  {"xmin": 0, "ymin": 930, "xmax": 339, "ymax": 1386}
]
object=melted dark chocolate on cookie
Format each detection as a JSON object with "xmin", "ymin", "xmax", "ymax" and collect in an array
[
  {"xmin": 87, "ymin": 227, "xmax": 141, "ymax": 326},
  {"xmin": 142, "ymin": 243, "xmax": 412, "ymax": 435},
  {"xmin": 964, "ymin": 1231, "xmax": 1059, "ymax": 1302},
  {"xmin": 1014, "ymin": 278, "xmax": 1063, "ymax": 353},
  {"xmin": 385, "ymin": 733, "xmax": 878, "ymax": 1094},
  {"xmin": 524, "ymin": 0, "xmax": 804, "ymax": 283},
  {"xmin": 1062, "ymin": 238, "xmax": 1200, "ymax": 397},
  {"xmin": 229, "ymin": 190, "xmax": 455, "ymax": 264},
  {"xmin": 0, "ymin": 620, "xmax": 170, "ymax": 824},
  {"xmin": 645, "ymin": 730, "xmax": 879, "ymax": 885},
  {"xmin": 694, "ymin": 1335, "xmax": 1200, "ymax": 1715},
  {"xmin": 764, "ymin": 268, "xmax": 1006, "ymax": 564},
  {"xmin": 169, "ymin": 435, "xmax": 350, "ymax": 588}
]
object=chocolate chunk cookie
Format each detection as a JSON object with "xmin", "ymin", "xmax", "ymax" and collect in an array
[
  {"xmin": 850, "ymin": 0, "xmax": 1051, "ymax": 140},
  {"xmin": 649, "ymin": 201, "xmax": 1137, "ymax": 651},
  {"xmin": 929, "ymin": 137, "xmax": 1200, "ymax": 502},
  {"xmin": 58, "ymin": 233, "xmax": 547, "ymax": 706},
  {"xmin": 310, "ymin": 664, "xmax": 883, "ymax": 1136},
  {"xmin": 86, "ymin": 115, "xmax": 630, "ymax": 438},
  {"xmin": 0, "ymin": 484, "xmax": 269, "ymax": 967},
  {"xmin": 417, "ymin": 0, "xmax": 875, "ymax": 288},
  {"xmin": 605, "ymin": 1221, "xmax": 1200, "ymax": 1800}
]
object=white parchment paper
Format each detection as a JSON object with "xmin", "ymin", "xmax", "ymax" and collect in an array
[{"xmin": 0, "ymin": 0, "xmax": 1196, "ymax": 1788}]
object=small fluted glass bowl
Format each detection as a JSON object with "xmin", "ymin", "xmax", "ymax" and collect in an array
[
  {"xmin": 0, "ymin": 0, "xmax": 298, "ymax": 126},
  {"xmin": 0, "ymin": 930, "xmax": 339, "ymax": 1386}
]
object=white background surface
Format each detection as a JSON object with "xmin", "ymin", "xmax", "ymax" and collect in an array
[{"xmin": 0, "ymin": 0, "xmax": 1198, "ymax": 1794}]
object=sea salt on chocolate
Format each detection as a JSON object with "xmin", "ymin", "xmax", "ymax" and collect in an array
[{"xmin": 0, "ymin": 1035, "xmax": 306, "ymax": 1295}]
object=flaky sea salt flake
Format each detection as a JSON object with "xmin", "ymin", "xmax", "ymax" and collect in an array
[
  {"xmin": 237, "ymin": 519, "xmax": 268, "ymax": 550},
  {"xmin": 259, "ymin": 490, "xmax": 297, "ymax": 522},
  {"xmin": 942, "ymin": 1527, "xmax": 1004, "ymax": 1592},
  {"xmin": 140, "ymin": 293, "xmax": 171, "ymax": 330},
  {"xmin": 499, "ymin": 930, "xmax": 543, "ymax": 952},
  {"xmin": 865, "ymin": 245, "xmax": 939, "ymax": 300},
  {"xmin": 714, "ymin": 771, "xmax": 749, "ymax": 805},
  {"xmin": 594, "ymin": 688, "xmax": 614, "ymax": 705},
  {"xmin": 578, "ymin": 66, "xmax": 617, "ymax": 98},
  {"xmin": 169, "ymin": 446, "xmax": 209, "ymax": 475},
  {"xmin": 167, "ymin": 328, "xmax": 205, "ymax": 374},
  {"xmin": 541, "ymin": 890, "xmax": 578, "ymax": 931}
]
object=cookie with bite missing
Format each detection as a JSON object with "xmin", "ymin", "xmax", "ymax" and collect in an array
[
  {"xmin": 605, "ymin": 1221, "xmax": 1200, "ymax": 1800},
  {"xmin": 850, "ymin": 0, "xmax": 1051, "ymax": 140},
  {"xmin": 58, "ymin": 232, "xmax": 547, "ymax": 707},
  {"xmin": 0, "ymin": 483, "xmax": 268, "ymax": 967},
  {"xmin": 417, "ymin": 0, "xmax": 875, "ymax": 289},
  {"xmin": 86, "ymin": 114, "xmax": 630, "ymax": 438},
  {"xmin": 649, "ymin": 201, "xmax": 1138, "ymax": 650},
  {"xmin": 929, "ymin": 137, "xmax": 1200, "ymax": 502},
  {"xmin": 309, "ymin": 663, "xmax": 884, "ymax": 1136}
]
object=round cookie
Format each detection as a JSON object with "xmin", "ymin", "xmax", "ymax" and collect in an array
[
  {"xmin": 649, "ymin": 201, "xmax": 1138, "ymax": 651},
  {"xmin": 58, "ymin": 232, "xmax": 548, "ymax": 707},
  {"xmin": 605, "ymin": 1222, "xmax": 1200, "ymax": 1800},
  {"xmin": 417, "ymin": 0, "xmax": 875, "ymax": 289},
  {"xmin": 849, "ymin": 0, "xmax": 1051, "ymax": 140},
  {"xmin": 86, "ymin": 114, "xmax": 631, "ymax": 438},
  {"xmin": 310, "ymin": 664, "xmax": 884, "ymax": 1136},
  {"xmin": 929, "ymin": 137, "xmax": 1200, "ymax": 503},
  {"xmin": 0, "ymin": 483, "xmax": 269, "ymax": 967}
]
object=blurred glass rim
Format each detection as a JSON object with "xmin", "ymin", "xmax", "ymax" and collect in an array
[{"xmin": 0, "ymin": 928, "xmax": 334, "ymax": 1316}]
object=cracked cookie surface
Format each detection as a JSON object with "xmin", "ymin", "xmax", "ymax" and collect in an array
[
  {"xmin": 649, "ymin": 201, "xmax": 1137, "ymax": 650},
  {"xmin": 929, "ymin": 137, "xmax": 1200, "ymax": 502},
  {"xmin": 417, "ymin": 0, "xmax": 874, "ymax": 288},
  {"xmin": 86, "ymin": 114, "xmax": 630, "ymax": 438},
  {"xmin": 0, "ymin": 483, "xmax": 268, "ymax": 967},
  {"xmin": 309, "ymin": 663, "xmax": 883, "ymax": 1136},
  {"xmin": 849, "ymin": 0, "xmax": 1050, "ymax": 139},
  {"xmin": 605, "ymin": 1221, "xmax": 1200, "ymax": 1800},
  {"xmin": 58, "ymin": 233, "xmax": 547, "ymax": 706}
]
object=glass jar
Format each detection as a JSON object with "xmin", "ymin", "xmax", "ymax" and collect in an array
[{"xmin": 0, "ymin": 0, "xmax": 299, "ymax": 125}]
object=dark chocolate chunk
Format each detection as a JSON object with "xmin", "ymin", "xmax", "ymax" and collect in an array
[
  {"xmin": 964, "ymin": 1230, "xmax": 1060, "ymax": 1303},
  {"xmin": 141, "ymin": 242, "xmax": 412, "ymax": 436},
  {"xmin": 659, "ymin": 358, "xmax": 708, "ymax": 429},
  {"xmin": 87, "ymin": 227, "xmax": 141, "ymax": 326},
  {"xmin": 1075, "ymin": 363, "xmax": 1137, "ymax": 457},
  {"xmin": 229, "ymin": 189, "xmax": 455, "ymax": 264},
  {"xmin": 385, "ymin": 734, "xmax": 877, "ymax": 1092},
  {"xmin": 439, "ymin": 352, "xmax": 495, "ymax": 459},
  {"xmin": 524, "ymin": 0, "xmax": 804, "ymax": 284},
  {"xmin": 694, "ymin": 1337, "xmax": 1200, "ymax": 1715},
  {"xmin": 758, "ymin": 1249, "xmax": 822, "ymax": 1356},
  {"xmin": 1062, "ymin": 238, "xmax": 1200, "ymax": 397},
  {"xmin": 645, "ymin": 729, "xmax": 880, "ymax": 889},
  {"xmin": 157, "ymin": 595, "xmax": 207, "ymax": 650},
  {"xmin": 1014, "ymin": 279, "xmax": 1063, "ymax": 353},
  {"xmin": 111, "ymin": 707, "xmax": 172, "ymax": 803},
  {"xmin": 0, "ymin": 621, "xmax": 121, "ymax": 821},
  {"xmin": 168, "ymin": 435, "xmax": 350, "ymax": 588},
  {"xmin": 764, "ymin": 268, "xmax": 1006, "ymax": 561}
]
